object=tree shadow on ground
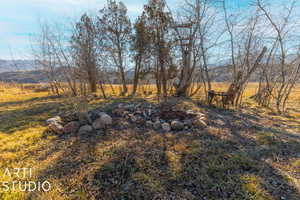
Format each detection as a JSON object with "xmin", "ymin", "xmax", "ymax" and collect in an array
[
  {"xmin": 0, "ymin": 101, "xmax": 65, "ymax": 134},
  {"xmin": 25, "ymin": 98, "xmax": 300, "ymax": 200},
  {"xmin": 0, "ymin": 95, "xmax": 61, "ymax": 108}
]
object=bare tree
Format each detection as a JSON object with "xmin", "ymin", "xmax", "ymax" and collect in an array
[
  {"xmin": 256, "ymin": 0, "xmax": 300, "ymax": 113},
  {"xmin": 33, "ymin": 0, "xmax": 299, "ymax": 111},
  {"xmin": 34, "ymin": 21, "xmax": 78, "ymax": 96},
  {"xmin": 97, "ymin": 0, "xmax": 132, "ymax": 96},
  {"xmin": 167, "ymin": 0, "xmax": 225, "ymax": 97},
  {"xmin": 169, "ymin": 0, "xmax": 202, "ymax": 97},
  {"xmin": 220, "ymin": 0, "xmax": 268, "ymax": 106}
]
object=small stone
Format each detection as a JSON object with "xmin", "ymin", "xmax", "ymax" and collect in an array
[
  {"xmin": 135, "ymin": 103, "xmax": 142, "ymax": 108},
  {"xmin": 147, "ymin": 109, "xmax": 153, "ymax": 116},
  {"xmin": 95, "ymin": 112, "xmax": 106, "ymax": 117},
  {"xmin": 146, "ymin": 121, "xmax": 153, "ymax": 128},
  {"xmin": 186, "ymin": 110, "xmax": 195, "ymax": 114},
  {"xmin": 93, "ymin": 118, "xmax": 104, "ymax": 129},
  {"xmin": 49, "ymin": 122, "xmax": 64, "ymax": 134},
  {"xmin": 112, "ymin": 108, "xmax": 125, "ymax": 117},
  {"xmin": 135, "ymin": 117, "xmax": 146, "ymax": 125},
  {"xmin": 183, "ymin": 119, "xmax": 194, "ymax": 127},
  {"xmin": 196, "ymin": 112, "xmax": 206, "ymax": 117},
  {"xmin": 135, "ymin": 108, "xmax": 143, "ymax": 114},
  {"xmin": 92, "ymin": 113, "xmax": 112, "ymax": 129},
  {"xmin": 122, "ymin": 111, "xmax": 129, "ymax": 117},
  {"xmin": 129, "ymin": 114, "xmax": 137, "ymax": 122},
  {"xmin": 193, "ymin": 118, "xmax": 207, "ymax": 128},
  {"xmin": 63, "ymin": 121, "xmax": 80, "ymax": 134},
  {"xmin": 162, "ymin": 123, "xmax": 171, "ymax": 132},
  {"xmin": 199, "ymin": 116, "xmax": 208, "ymax": 122},
  {"xmin": 171, "ymin": 120, "xmax": 184, "ymax": 131},
  {"xmin": 46, "ymin": 116, "xmax": 62, "ymax": 125},
  {"xmin": 124, "ymin": 104, "xmax": 135, "ymax": 111},
  {"xmin": 153, "ymin": 121, "xmax": 161, "ymax": 130},
  {"xmin": 119, "ymin": 120, "xmax": 131, "ymax": 129},
  {"xmin": 100, "ymin": 113, "xmax": 112, "ymax": 125},
  {"xmin": 153, "ymin": 117, "xmax": 160, "ymax": 122},
  {"xmin": 160, "ymin": 119, "xmax": 166, "ymax": 123},
  {"xmin": 215, "ymin": 119, "xmax": 226, "ymax": 126},
  {"xmin": 78, "ymin": 125, "xmax": 93, "ymax": 134}
]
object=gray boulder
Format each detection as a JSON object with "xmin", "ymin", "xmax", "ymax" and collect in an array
[
  {"xmin": 153, "ymin": 121, "xmax": 161, "ymax": 130},
  {"xmin": 183, "ymin": 119, "xmax": 194, "ymax": 127},
  {"xmin": 78, "ymin": 125, "xmax": 93, "ymax": 134},
  {"xmin": 171, "ymin": 120, "xmax": 184, "ymax": 131},
  {"xmin": 100, "ymin": 113, "xmax": 112, "ymax": 125},
  {"xmin": 162, "ymin": 123, "xmax": 171, "ymax": 132},
  {"xmin": 93, "ymin": 118, "xmax": 104, "ymax": 129},
  {"xmin": 146, "ymin": 121, "xmax": 153, "ymax": 128},
  {"xmin": 93, "ymin": 113, "xmax": 112, "ymax": 129}
]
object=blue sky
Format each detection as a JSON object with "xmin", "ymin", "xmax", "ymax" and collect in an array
[
  {"xmin": 0, "ymin": 0, "xmax": 250, "ymax": 60},
  {"xmin": 0, "ymin": 0, "xmax": 146, "ymax": 59}
]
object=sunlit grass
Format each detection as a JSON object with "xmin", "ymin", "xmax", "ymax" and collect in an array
[
  {"xmin": 241, "ymin": 174, "xmax": 272, "ymax": 200},
  {"xmin": 0, "ymin": 83, "xmax": 299, "ymax": 199}
]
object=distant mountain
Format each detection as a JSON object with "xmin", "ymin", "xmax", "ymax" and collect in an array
[
  {"xmin": 209, "ymin": 65, "xmax": 233, "ymax": 82},
  {"xmin": 0, "ymin": 70, "xmax": 48, "ymax": 83},
  {"xmin": 210, "ymin": 65, "xmax": 263, "ymax": 82},
  {"xmin": 0, "ymin": 59, "xmax": 35, "ymax": 73},
  {"xmin": 0, "ymin": 61, "xmax": 265, "ymax": 84},
  {"xmin": 0, "ymin": 59, "xmax": 47, "ymax": 83}
]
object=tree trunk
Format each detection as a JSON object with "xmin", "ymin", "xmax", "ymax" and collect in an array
[
  {"xmin": 87, "ymin": 71, "xmax": 97, "ymax": 93},
  {"xmin": 118, "ymin": 47, "xmax": 128, "ymax": 96},
  {"xmin": 160, "ymin": 55, "xmax": 168, "ymax": 97},
  {"xmin": 175, "ymin": 51, "xmax": 193, "ymax": 97},
  {"xmin": 99, "ymin": 80, "xmax": 107, "ymax": 99},
  {"xmin": 131, "ymin": 56, "xmax": 142, "ymax": 96}
]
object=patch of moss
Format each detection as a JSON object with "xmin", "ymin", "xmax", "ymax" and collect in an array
[
  {"xmin": 257, "ymin": 133, "xmax": 278, "ymax": 145},
  {"xmin": 241, "ymin": 174, "xmax": 271, "ymax": 200}
]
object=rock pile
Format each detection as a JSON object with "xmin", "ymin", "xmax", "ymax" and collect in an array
[
  {"xmin": 46, "ymin": 102, "xmax": 208, "ymax": 134},
  {"xmin": 47, "ymin": 110, "xmax": 112, "ymax": 135},
  {"xmin": 111, "ymin": 103, "xmax": 208, "ymax": 132}
]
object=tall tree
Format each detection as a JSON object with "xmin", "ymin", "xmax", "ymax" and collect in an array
[
  {"xmin": 71, "ymin": 14, "xmax": 98, "ymax": 93},
  {"xmin": 170, "ymin": 0, "xmax": 202, "ymax": 97},
  {"xmin": 143, "ymin": 0, "xmax": 172, "ymax": 97},
  {"xmin": 97, "ymin": 0, "xmax": 132, "ymax": 96},
  {"xmin": 131, "ymin": 15, "xmax": 151, "ymax": 96}
]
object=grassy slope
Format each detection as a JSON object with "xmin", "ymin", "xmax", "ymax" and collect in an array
[{"xmin": 0, "ymin": 85, "xmax": 299, "ymax": 200}]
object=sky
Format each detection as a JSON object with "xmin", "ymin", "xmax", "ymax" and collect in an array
[
  {"xmin": 0, "ymin": 0, "xmax": 148, "ymax": 59},
  {"xmin": 0, "ymin": 0, "xmax": 257, "ymax": 60}
]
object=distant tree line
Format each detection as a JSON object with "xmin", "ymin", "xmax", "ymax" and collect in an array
[{"xmin": 34, "ymin": 0, "xmax": 300, "ymax": 113}]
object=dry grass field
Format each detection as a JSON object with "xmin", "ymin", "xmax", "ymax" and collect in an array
[{"xmin": 0, "ymin": 83, "xmax": 299, "ymax": 200}]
